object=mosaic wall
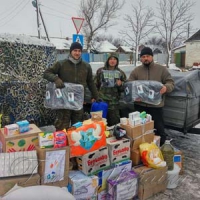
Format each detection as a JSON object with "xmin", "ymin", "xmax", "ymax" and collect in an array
[{"xmin": 0, "ymin": 37, "xmax": 56, "ymax": 127}]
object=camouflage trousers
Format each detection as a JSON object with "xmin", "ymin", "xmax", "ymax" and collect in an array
[
  {"xmin": 106, "ymin": 105, "xmax": 120, "ymax": 126},
  {"xmin": 54, "ymin": 109, "xmax": 83, "ymax": 131}
]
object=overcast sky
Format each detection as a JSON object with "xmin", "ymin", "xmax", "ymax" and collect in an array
[{"xmin": 0, "ymin": 0, "xmax": 199, "ymax": 39}]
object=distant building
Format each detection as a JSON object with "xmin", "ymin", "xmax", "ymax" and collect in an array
[
  {"xmin": 185, "ymin": 29, "xmax": 200, "ymax": 67},
  {"xmin": 172, "ymin": 44, "xmax": 186, "ymax": 67},
  {"xmin": 116, "ymin": 46, "xmax": 133, "ymax": 53},
  {"xmin": 91, "ymin": 40, "xmax": 117, "ymax": 53},
  {"xmin": 50, "ymin": 37, "xmax": 71, "ymax": 54}
]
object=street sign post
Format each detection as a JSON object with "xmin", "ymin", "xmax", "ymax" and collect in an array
[
  {"xmin": 72, "ymin": 17, "xmax": 84, "ymax": 34},
  {"xmin": 73, "ymin": 34, "xmax": 84, "ymax": 46}
]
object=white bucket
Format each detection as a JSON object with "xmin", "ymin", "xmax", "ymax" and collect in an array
[{"xmin": 167, "ymin": 163, "xmax": 181, "ymax": 189}]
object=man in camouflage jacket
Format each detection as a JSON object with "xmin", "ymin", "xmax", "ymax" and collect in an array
[
  {"xmin": 94, "ymin": 53, "xmax": 126, "ymax": 126},
  {"xmin": 43, "ymin": 42, "xmax": 98, "ymax": 130}
]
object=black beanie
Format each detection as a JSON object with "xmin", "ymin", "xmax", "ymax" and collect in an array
[
  {"xmin": 140, "ymin": 47, "xmax": 153, "ymax": 57},
  {"xmin": 70, "ymin": 42, "xmax": 83, "ymax": 53}
]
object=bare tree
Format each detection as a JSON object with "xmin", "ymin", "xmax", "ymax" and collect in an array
[
  {"xmin": 80, "ymin": 0, "xmax": 124, "ymax": 52},
  {"xmin": 146, "ymin": 36, "xmax": 167, "ymax": 52},
  {"xmin": 121, "ymin": 0, "xmax": 155, "ymax": 65},
  {"xmin": 156, "ymin": 0, "xmax": 195, "ymax": 66},
  {"xmin": 94, "ymin": 34, "xmax": 123, "ymax": 47}
]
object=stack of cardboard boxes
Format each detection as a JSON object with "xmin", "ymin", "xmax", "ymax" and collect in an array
[
  {"xmin": 120, "ymin": 121, "xmax": 154, "ymax": 166},
  {"xmin": 0, "ymin": 116, "xmax": 184, "ymax": 199}
]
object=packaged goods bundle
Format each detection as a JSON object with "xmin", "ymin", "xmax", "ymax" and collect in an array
[
  {"xmin": 107, "ymin": 170, "xmax": 138, "ymax": 200},
  {"xmin": 44, "ymin": 82, "xmax": 84, "ymax": 110},
  {"xmin": 124, "ymin": 80, "xmax": 163, "ymax": 105},
  {"xmin": 100, "ymin": 70, "xmax": 121, "ymax": 88},
  {"xmin": 67, "ymin": 121, "xmax": 106, "ymax": 157}
]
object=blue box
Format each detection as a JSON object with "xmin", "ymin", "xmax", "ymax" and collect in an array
[{"xmin": 16, "ymin": 120, "xmax": 30, "ymax": 133}]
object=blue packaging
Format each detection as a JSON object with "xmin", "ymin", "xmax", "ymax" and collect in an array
[
  {"xmin": 91, "ymin": 101, "xmax": 108, "ymax": 118},
  {"xmin": 16, "ymin": 120, "xmax": 30, "ymax": 133}
]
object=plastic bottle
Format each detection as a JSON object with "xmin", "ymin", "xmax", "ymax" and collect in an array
[
  {"xmin": 0, "ymin": 141, "xmax": 2, "ymax": 153},
  {"xmin": 161, "ymin": 140, "xmax": 174, "ymax": 171}
]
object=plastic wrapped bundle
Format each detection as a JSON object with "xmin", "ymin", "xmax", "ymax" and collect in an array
[
  {"xmin": 101, "ymin": 70, "xmax": 121, "ymax": 87},
  {"xmin": 124, "ymin": 80, "xmax": 163, "ymax": 105},
  {"xmin": 44, "ymin": 82, "xmax": 84, "ymax": 110}
]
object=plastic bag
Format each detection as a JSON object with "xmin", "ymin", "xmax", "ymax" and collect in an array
[
  {"xmin": 139, "ymin": 142, "xmax": 166, "ymax": 169},
  {"xmin": 44, "ymin": 82, "xmax": 84, "ymax": 110},
  {"xmin": 124, "ymin": 80, "xmax": 163, "ymax": 105},
  {"xmin": 101, "ymin": 70, "xmax": 121, "ymax": 88},
  {"xmin": 113, "ymin": 125, "xmax": 126, "ymax": 140}
]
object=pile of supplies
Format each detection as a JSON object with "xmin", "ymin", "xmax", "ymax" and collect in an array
[{"xmin": 0, "ymin": 110, "xmax": 184, "ymax": 200}]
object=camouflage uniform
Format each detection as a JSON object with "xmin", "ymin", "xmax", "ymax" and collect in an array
[
  {"xmin": 94, "ymin": 53, "xmax": 126, "ymax": 126},
  {"xmin": 43, "ymin": 56, "xmax": 98, "ymax": 130}
]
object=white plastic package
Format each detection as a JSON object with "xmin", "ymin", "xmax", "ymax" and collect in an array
[
  {"xmin": 44, "ymin": 82, "xmax": 84, "ymax": 110},
  {"xmin": 124, "ymin": 80, "xmax": 163, "ymax": 105},
  {"xmin": 101, "ymin": 70, "xmax": 121, "ymax": 87}
]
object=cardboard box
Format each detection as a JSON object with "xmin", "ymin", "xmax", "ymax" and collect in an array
[
  {"xmin": 0, "ymin": 150, "xmax": 38, "ymax": 178},
  {"xmin": 35, "ymin": 146, "xmax": 69, "ymax": 186},
  {"xmin": 97, "ymin": 160, "xmax": 132, "ymax": 192},
  {"xmin": 133, "ymin": 166, "xmax": 167, "ymax": 200},
  {"xmin": 76, "ymin": 146, "xmax": 110, "ymax": 175},
  {"xmin": 0, "ymin": 173, "xmax": 40, "ymax": 196},
  {"xmin": 130, "ymin": 149, "xmax": 141, "ymax": 166},
  {"xmin": 66, "ymin": 121, "xmax": 106, "ymax": 157},
  {"xmin": 106, "ymin": 137, "xmax": 130, "ymax": 164},
  {"xmin": 120, "ymin": 121, "xmax": 154, "ymax": 139},
  {"xmin": 107, "ymin": 170, "xmax": 138, "ymax": 200},
  {"xmin": 0, "ymin": 124, "xmax": 41, "ymax": 152},
  {"xmin": 68, "ymin": 171, "xmax": 98, "ymax": 200},
  {"xmin": 131, "ymin": 133, "xmax": 154, "ymax": 150}
]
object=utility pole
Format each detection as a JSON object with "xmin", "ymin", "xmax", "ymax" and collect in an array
[
  {"xmin": 36, "ymin": 0, "xmax": 41, "ymax": 39},
  {"xmin": 39, "ymin": 8, "xmax": 50, "ymax": 41}
]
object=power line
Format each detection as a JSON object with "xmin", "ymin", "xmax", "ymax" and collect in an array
[
  {"xmin": 0, "ymin": 0, "xmax": 25, "ymax": 21},
  {"xmin": 40, "ymin": 4, "xmax": 74, "ymax": 17},
  {"xmin": 50, "ymin": 0, "xmax": 79, "ymax": 9},
  {"xmin": 0, "ymin": 0, "xmax": 23, "ymax": 16},
  {"xmin": 0, "ymin": 0, "xmax": 30, "ymax": 27},
  {"xmin": 42, "ymin": 11, "xmax": 71, "ymax": 20}
]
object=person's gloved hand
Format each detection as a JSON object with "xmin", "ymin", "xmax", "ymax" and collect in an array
[{"xmin": 55, "ymin": 78, "xmax": 65, "ymax": 88}]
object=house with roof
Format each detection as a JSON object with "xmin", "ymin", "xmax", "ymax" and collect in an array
[
  {"xmin": 172, "ymin": 44, "xmax": 186, "ymax": 67},
  {"xmin": 185, "ymin": 29, "xmax": 200, "ymax": 67},
  {"xmin": 49, "ymin": 37, "xmax": 72, "ymax": 54},
  {"xmin": 91, "ymin": 40, "xmax": 117, "ymax": 53},
  {"xmin": 116, "ymin": 46, "xmax": 133, "ymax": 53}
]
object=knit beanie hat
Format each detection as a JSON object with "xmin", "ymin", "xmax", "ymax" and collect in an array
[
  {"xmin": 140, "ymin": 47, "xmax": 153, "ymax": 57},
  {"xmin": 70, "ymin": 42, "xmax": 83, "ymax": 53}
]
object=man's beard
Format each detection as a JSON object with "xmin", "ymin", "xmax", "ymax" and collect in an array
[{"xmin": 143, "ymin": 60, "xmax": 152, "ymax": 67}]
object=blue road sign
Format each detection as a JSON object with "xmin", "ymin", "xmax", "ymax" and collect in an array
[{"xmin": 73, "ymin": 34, "xmax": 84, "ymax": 46}]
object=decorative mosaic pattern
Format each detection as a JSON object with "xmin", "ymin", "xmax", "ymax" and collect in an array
[{"xmin": 0, "ymin": 36, "xmax": 56, "ymax": 127}]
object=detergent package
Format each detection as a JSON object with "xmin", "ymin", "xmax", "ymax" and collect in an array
[
  {"xmin": 66, "ymin": 121, "xmax": 106, "ymax": 157},
  {"xmin": 16, "ymin": 120, "xmax": 30, "ymax": 133},
  {"xmin": 44, "ymin": 82, "xmax": 84, "ymax": 110},
  {"xmin": 39, "ymin": 132, "xmax": 54, "ymax": 148}
]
